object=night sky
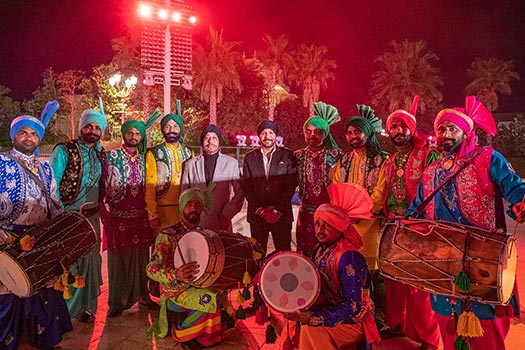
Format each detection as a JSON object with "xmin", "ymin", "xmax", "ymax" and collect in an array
[{"xmin": 0, "ymin": 0, "xmax": 524, "ymax": 116}]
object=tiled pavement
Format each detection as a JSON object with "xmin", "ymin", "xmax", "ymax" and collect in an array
[{"xmin": 49, "ymin": 213, "xmax": 525, "ymax": 350}]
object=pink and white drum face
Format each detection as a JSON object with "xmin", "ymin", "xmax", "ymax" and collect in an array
[
  {"xmin": 0, "ymin": 252, "xmax": 31, "ymax": 296},
  {"xmin": 173, "ymin": 231, "xmax": 210, "ymax": 282},
  {"xmin": 259, "ymin": 251, "xmax": 320, "ymax": 313}
]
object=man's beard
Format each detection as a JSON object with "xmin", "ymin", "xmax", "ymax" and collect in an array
[
  {"xmin": 184, "ymin": 211, "xmax": 200, "ymax": 225},
  {"xmin": 391, "ymin": 134, "xmax": 411, "ymax": 147},
  {"xmin": 261, "ymin": 138, "xmax": 275, "ymax": 148},
  {"xmin": 440, "ymin": 138, "xmax": 461, "ymax": 152},
  {"xmin": 124, "ymin": 139, "xmax": 140, "ymax": 147},
  {"xmin": 164, "ymin": 132, "xmax": 181, "ymax": 143},
  {"xmin": 82, "ymin": 133, "xmax": 101, "ymax": 144}
]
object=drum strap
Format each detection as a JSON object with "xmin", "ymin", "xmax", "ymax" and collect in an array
[
  {"xmin": 412, "ymin": 149, "xmax": 483, "ymax": 216},
  {"xmin": 6, "ymin": 154, "xmax": 58, "ymax": 219}
]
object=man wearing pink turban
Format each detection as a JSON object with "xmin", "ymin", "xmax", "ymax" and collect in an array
[
  {"xmin": 407, "ymin": 96, "xmax": 525, "ymax": 350},
  {"xmin": 383, "ymin": 96, "xmax": 441, "ymax": 350}
]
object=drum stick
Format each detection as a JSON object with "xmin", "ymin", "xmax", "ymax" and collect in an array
[
  {"xmin": 79, "ymin": 202, "xmax": 95, "ymax": 216},
  {"xmin": 175, "ymin": 240, "xmax": 187, "ymax": 265}
]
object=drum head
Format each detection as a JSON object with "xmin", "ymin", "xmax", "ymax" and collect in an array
[
  {"xmin": 259, "ymin": 251, "xmax": 320, "ymax": 313},
  {"xmin": 0, "ymin": 252, "xmax": 31, "ymax": 296},
  {"xmin": 173, "ymin": 231, "xmax": 211, "ymax": 282}
]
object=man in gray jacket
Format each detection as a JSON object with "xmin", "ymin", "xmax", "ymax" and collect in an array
[{"xmin": 181, "ymin": 124, "xmax": 244, "ymax": 231}]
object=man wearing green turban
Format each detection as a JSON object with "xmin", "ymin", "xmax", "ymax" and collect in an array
[
  {"xmin": 331, "ymin": 104, "xmax": 389, "ymax": 333},
  {"xmin": 99, "ymin": 111, "xmax": 163, "ymax": 318},
  {"xmin": 294, "ymin": 102, "xmax": 342, "ymax": 256},
  {"xmin": 145, "ymin": 113, "xmax": 194, "ymax": 233}
]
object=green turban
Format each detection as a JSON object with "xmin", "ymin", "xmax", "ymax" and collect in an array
[
  {"xmin": 121, "ymin": 110, "xmax": 162, "ymax": 154},
  {"xmin": 345, "ymin": 104, "xmax": 383, "ymax": 157},
  {"xmin": 179, "ymin": 183, "xmax": 216, "ymax": 214},
  {"xmin": 304, "ymin": 102, "xmax": 341, "ymax": 149}
]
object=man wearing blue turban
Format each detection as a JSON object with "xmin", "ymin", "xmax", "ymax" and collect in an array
[
  {"xmin": 0, "ymin": 102, "xmax": 73, "ymax": 350},
  {"xmin": 49, "ymin": 100, "xmax": 107, "ymax": 323}
]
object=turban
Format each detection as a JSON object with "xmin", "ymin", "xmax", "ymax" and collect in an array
[
  {"xmin": 345, "ymin": 104, "xmax": 383, "ymax": 157},
  {"xmin": 161, "ymin": 113, "xmax": 184, "ymax": 132},
  {"xmin": 257, "ymin": 119, "xmax": 278, "ymax": 135},
  {"xmin": 434, "ymin": 95, "xmax": 496, "ymax": 159},
  {"xmin": 200, "ymin": 124, "xmax": 223, "ymax": 145},
  {"xmin": 314, "ymin": 183, "xmax": 372, "ymax": 251},
  {"xmin": 304, "ymin": 101, "xmax": 341, "ymax": 149},
  {"xmin": 121, "ymin": 110, "xmax": 162, "ymax": 154},
  {"xmin": 79, "ymin": 98, "xmax": 107, "ymax": 132},
  {"xmin": 10, "ymin": 100, "xmax": 59, "ymax": 141},
  {"xmin": 179, "ymin": 182, "xmax": 216, "ymax": 214}
]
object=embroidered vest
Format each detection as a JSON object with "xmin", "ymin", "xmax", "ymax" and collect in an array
[
  {"xmin": 55, "ymin": 139, "xmax": 104, "ymax": 206},
  {"xmin": 422, "ymin": 147, "xmax": 495, "ymax": 228},
  {"xmin": 339, "ymin": 151, "xmax": 388, "ymax": 194},
  {"xmin": 149, "ymin": 143, "xmax": 192, "ymax": 199}
]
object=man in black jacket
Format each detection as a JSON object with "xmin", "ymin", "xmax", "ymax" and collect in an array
[{"xmin": 242, "ymin": 119, "xmax": 297, "ymax": 254}]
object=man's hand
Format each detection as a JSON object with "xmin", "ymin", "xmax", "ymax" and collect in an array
[
  {"xmin": 513, "ymin": 201, "xmax": 525, "ymax": 224},
  {"xmin": 259, "ymin": 206, "xmax": 282, "ymax": 224},
  {"xmin": 175, "ymin": 261, "xmax": 200, "ymax": 283},
  {"xmin": 149, "ymin": 218, "xmax": 161, "ymax": 234},
  {"xmin": 283, "ymin": 310, "xmax": 311, "ymax": 324}
]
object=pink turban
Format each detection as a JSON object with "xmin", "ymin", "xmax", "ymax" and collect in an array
[{"xmin": 386, "ymin": 96, "xmax": 419, "ymax": 136}]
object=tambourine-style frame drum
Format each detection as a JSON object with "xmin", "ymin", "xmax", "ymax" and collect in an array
[
  {"xmin": 174, "ymin": 229, "xmax": 264, "ymax": 290},
  {"xmin": 258, "ymin": 251, "xmax": 320, "ymax": 313},
  {"xmin": 0, "ymin": 211, "xmax": 97, "ymax": 297},
  {"xmin": 378, "ymin": 218, "xmax": 517, "ymax": 304}
]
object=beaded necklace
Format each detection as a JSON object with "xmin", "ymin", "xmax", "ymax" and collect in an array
[{"xmin": 391, "ymin": 149, "xmax": 412, "ymax": 203}]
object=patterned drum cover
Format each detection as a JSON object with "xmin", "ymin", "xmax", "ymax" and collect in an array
[{"xmin": 259, "ymin": 251, "xmax": 320, "ymax": 313}]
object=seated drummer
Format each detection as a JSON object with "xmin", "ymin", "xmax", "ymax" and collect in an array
[
  {"xmin": 146, "ymin": 186, "xmax": 222, "ymax": 350},
  {"xmin": 284, "ymin": 183, "xmax": 381, "ymax": 350}
]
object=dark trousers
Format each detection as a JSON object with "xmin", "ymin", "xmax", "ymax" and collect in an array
[{"xmin": 249, "ymin": 219, "xmax": 292, "ymax": 255}]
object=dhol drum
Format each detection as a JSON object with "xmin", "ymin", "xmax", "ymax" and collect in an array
[
  {"xmin": 0, "ymin": 211, "xmax": 97, "ymax": 297},
  {"xmin": 258, "ymin": 251, "xmax": 320, "ymax": 313},
  {"xmin": 174, "ymin": 229, "xmax": 264, "ymax": 290},
  {"xmin": 378, "ymin": 219, "xmax": 517, "ymax": 304}
]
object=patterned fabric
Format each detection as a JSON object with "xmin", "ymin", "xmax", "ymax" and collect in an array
[
  {"xmin": 145, "ymin": 143, "xmax": 193, "ymax": 228},
  {"xmin": 0, "ymin": 149, "xmax": 72, "ymax": 350},
  {"xmin": 102, "ymin": 147, "xmax": 152, "ymax": 253},
  {"xmin": 407, "ymin": 148, "xmax": 525, "ymax": 322},
  {"xmin": 146, "ymin": 222, "xmax": 219, "ymax": 342}
]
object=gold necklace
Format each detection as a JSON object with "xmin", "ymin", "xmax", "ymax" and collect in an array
[{"xmin": 122, "ymin": 147, "xmax": 139, "ymax": 162}]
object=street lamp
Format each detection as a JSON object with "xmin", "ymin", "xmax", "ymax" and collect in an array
[
  {"xmin": 108, "ymin": 73, "xmax": 138, "ymax": 123},
  {"xmin": 138, "ymin": 0, "xmax": 197, "ymax": 115}
]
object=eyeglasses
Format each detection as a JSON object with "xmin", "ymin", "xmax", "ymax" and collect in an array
[{"xmin": 304, "ymin": 129, "xmax": 324, "ymax": 136}]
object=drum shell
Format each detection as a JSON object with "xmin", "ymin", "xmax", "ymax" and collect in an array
[
  {"xmin": 174, "ymin": 229, "xmax": 264, "ymax": 290},
  {"xmin": 0, "ymin": 211, "xmax": 97, "ymax": 297},
  {"xmin": 378, "ymin": 218, "xmax": 517, "ymax": 305}
]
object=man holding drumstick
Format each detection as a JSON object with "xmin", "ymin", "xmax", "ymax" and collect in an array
[
  {"xmin": 146, "ymin": 186, "xmax": 223, "ymax": 350},
  {"xmin": 0, "ymin": 102, "xmax": 72, "ymax": 350}
]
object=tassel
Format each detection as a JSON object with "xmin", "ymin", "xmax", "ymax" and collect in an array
[
  {"xmin": 63, "ymin": 286, "xmax": 72, "ymax": 299},
  {"xmin": 222, "ymin": 297, "xmax": 235, "ymax": 316},
  {"xmin": 446, "ymin": 309, "xmax": 457, "ymax": 335},
  {"xmin": 495, "ymin": 304, "xmax": 514, "ymax": 318},
  {"xmin": 242, "ymin": 286, "xmax": 251, "ymax": 300},
  {"xmin": 5, "ymin": 234, "xmax": 17, "ymax": 244},
  {"xmin": 282, "ymin": 336, "xmax": 293, "ymax": 350},
  {"xmin": 465, "ymin": 312, "xmax": 484, "ymax": 337},
  {"xmin": 53, "ymin": 278, "xmax": 62, "ymax": 291},
  {"xmin": 265, "ymin": 324, "xmax": 277, "ymax": 344},
  {"xmin": 292, "ymin": 323, "xmax": 300, "ymax": 349},
  {"xmin": 255, "ymin": 304, "xmax": 268, "ymax": 325},
  {"xmin": 236, "ymin": 290, "xmax": 245, "ymax": 304},
  {"xmin": 61, "ymin": 271, "xmax": 69, "ymax": 288},
  {"xmin": 235, "ymin": 305, "xmax": 246, "ymax": 320},
  {"xmin": 454, "ymin": 271, "xmax": 472, "ymax": 293},
  {"xmin": 253, "ymin": 284, "xmax": 263, "ymax": 308},
  {"xmin": 72, "ymin": 275, "xmax": 86, "ymax": 288},
  {"xmin": 454, "ymin": 336, "xmax": 470, "ymax": 350},
  {"xmin": 20, "ymin": 234, "xmax": 35, "ymax": 251},
  {"xmin": 243, "ymin": 269, "xmax": 252, "ymax": 285},
  {"xmin": 456, "ymin": 311, "xmax": 469, "ymax": 336}
]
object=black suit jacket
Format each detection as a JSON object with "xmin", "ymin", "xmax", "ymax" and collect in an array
[{"xmin": 242, "ymin": 147, "xmax": 297, "ymax": 224}]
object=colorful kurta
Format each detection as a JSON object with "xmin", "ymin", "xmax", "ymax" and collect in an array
[
  {"xmin": 101, "ymin": 146, "xmax": 153, "ymax": 311},
  {"xmin": 49, "ymin": 139, "xmax": 103, "ymax": 318},
  {"xmin": 0, "ymin": 149, "xmax": 72, "ymax": 350},
  {"xmin": 383, "ymin": 145, "xmax": 440, "ymax": 348},
  {"xmin": 294, "ymin": 147, "xmax": 341, "ymax": 255},
  {"xmin": 145, "ymin": 143, "xmax": 193, "ymax": 229},
  {"xmin": 146, "ymin": 222, "xmax": 221, "ymax": 347},
  {"xmin": 407, "ymin": 148, "xmax": 525, "ymax": 350},
  {"xmin": 298, "ymin": 238, "xmax": 380, "ymax": 350},
  {"xmin": 331, "ymin": 148, "xmax": 388, "ymax": 269}
]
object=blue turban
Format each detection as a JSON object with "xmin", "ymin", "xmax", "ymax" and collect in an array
[
  {"xmin": 79, "ymin": 109, "xmax": 107, "ymax": 132},
  {"xmin": 10, "ymin": 100, "xmax": 59, "ymax": 141}
]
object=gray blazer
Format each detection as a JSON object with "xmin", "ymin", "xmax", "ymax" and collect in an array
[{"xmin": 181, "ymin": 152, "xmax": 244, "ymax": 231}]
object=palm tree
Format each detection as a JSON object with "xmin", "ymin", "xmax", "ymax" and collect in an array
[
  {"xmin": 369, "ymin": 40, "xmax": 444, "ymax": 126},
  {"xmin": 259, "ymin": 34, "xmax": 293, "ymax": 121},
  {"xmin": 111, "ymin": 35, "xmax": 140, "ymax": 70},
  {"xmin": 464, "ymin": 58, "xmax": 519, "ymax": 112},
  {"xmin": 193, "ymin": 26, "xmax": 242, "ymax": 125},
  {"xmin": 289, "ymin": 43, "xmax": 336, "ymax": 116}
]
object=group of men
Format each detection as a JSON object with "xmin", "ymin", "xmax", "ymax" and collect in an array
[{"xmin": 0, "ymin": 93, "xmax": 524, "ymax": 350}]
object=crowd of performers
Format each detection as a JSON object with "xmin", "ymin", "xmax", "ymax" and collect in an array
[{"xmin": 1, "ymin": 94, "xmax": 525, "ymax": 350}]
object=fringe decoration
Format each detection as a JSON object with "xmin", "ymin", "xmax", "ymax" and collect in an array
[
  {"xmin": 235, "ymin": 305, "xmax": 246, "ymax": 320},
  {"xmin": 265, "ymin": 324, "xmax": 277, "ymax": 344},
  {"xmin": 454, "ymin": 271, "xmax": 472, "ymax": 293},
  {"xmin": 454, "ymin": 336, "xmax": 470, "ymax": 350}
]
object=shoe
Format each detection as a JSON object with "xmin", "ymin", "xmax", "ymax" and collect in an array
[
  {"xmin": 181, "ymin": 339, "xmax": 202, "ymax": 350},
  {"xmin": 139, "ymin": 297, "xmax": 161, "ymax": 310},
  {"xmin": 107, "ymin": 308, "xmax": 123, "ymax": 318},
  {"xmin": 77, "ymin": 311, "xmax": 95, "ymax": 323}
]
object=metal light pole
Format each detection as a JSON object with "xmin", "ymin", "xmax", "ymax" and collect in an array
[{"xmin": 108, "ymin": 73, "xmax": 138, "ymax": 123}]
